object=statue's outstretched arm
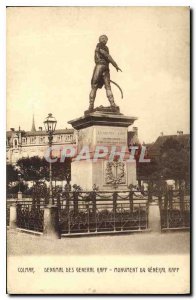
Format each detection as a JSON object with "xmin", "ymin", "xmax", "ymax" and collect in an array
[{"xmin": 100, "ymin": 49, "xmax": 122, "ymax": 72}]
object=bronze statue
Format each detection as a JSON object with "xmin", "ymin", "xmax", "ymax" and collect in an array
[{"xmin": 89, "ymin": 35, "xmax": 122, "ymax": 111}]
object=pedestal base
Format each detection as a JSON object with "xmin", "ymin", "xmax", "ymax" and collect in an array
[
  {"xmin": 71, "ymin": 159, "xmax": 137, "ymax": 191},
  {"xmin": 69, "ymin": 109, "xmax": 138, "ymax": 191},
  {"xmin": 148, "ymin": 202, "xmax": 161, "ymax": 233},
  {"xmin": 43, "ymin": 205, "xmax": 60, "ymax": 239},
  {"xmin": 9, "ymin": 205, "xmax": 17, "ymax": 229},
  {"xmin": 84, "ymin": 105, "xmax": 121, "ymax": 116},
  {"xmin": 18, "ymin": 192, "xmax": 22, "ymax": 200}
]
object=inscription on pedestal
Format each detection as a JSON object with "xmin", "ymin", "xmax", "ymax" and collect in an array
[
  {"xmin": 96, "ymin": 126, "xmax": 127, "ymax": 146},
  {"xmin": 77, "ymin": 126, "xmax": 127, "ymax": 151}
]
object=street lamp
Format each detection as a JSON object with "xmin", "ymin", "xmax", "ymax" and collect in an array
[
  {"xmin": 18, "ymin": 173, "xmax": 21, "ymax": 193},
  {"xmin": 44, "ymin": 113, "xmax": 57, "ymax": 205}
]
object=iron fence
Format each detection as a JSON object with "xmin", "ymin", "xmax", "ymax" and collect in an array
[
  {"xmin": 7, "ymin": 188, "xmax": 190, "ymax": 234},
  {"xmin": 159, "ymin": 190, "xmax": 190, "ymax": 230},
  {"xmin": 57, "ymin": 191, "xmax": 149, "ymax": 235},
  {"xmin": 16, "ymin": 201, "xmax": 45, "ymax": 232},
  {"xmin": 7, "ymin": 194, "xmax": 18, "ymax": 199}
]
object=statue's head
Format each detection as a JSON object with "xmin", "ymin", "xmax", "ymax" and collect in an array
[{"xmin": 99, "ymin": 35, "xmax": 108, "ymax": 45}]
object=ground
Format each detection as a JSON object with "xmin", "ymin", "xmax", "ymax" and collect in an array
[{"xmin": 7, "ymin": 229, "xmax": 190, "ymax": 256}]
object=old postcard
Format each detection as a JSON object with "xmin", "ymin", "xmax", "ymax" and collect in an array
[{"xmin": 6, "ymin": 6, "xmax": 190, "ymax": 294}]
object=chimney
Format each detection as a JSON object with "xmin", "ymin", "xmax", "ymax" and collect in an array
[
  {"xmin": 177, "ymin": 131, "xmax": 183, "ymax": 136},
  {"xmin": 133, "ymin": 127, "xmax": 138, "ymax": 136},
  {"xmin": 39, "ymin": 127, "xmax": 42, "ymax": 131},
  {"xmin": 10, "ymin": 128, "xmax": 15, "ymax": 132}
]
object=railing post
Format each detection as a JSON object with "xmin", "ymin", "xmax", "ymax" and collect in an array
[
  {"xmin": 158, "ymin": 190, "xmax": 162, "ymax": 208},
  {"xmin": 43, "ymin": 188, "xmax": 60, "ymax": 239},
  {"xmin": 120, "ymin": 203, "xmax": 123, "ymax": 231},
  {"xmin": 113, "ymin": 192, "xmax": 117, "ymax": 231},
  {"xmin": 179, "ymin": 188, "xmax": 185, "ymax": 227},
  {"xmin": 168, "ymin": 189, "xmax": 173, "ymax": 210},
  {"xmin": 138, "ymin": 204, "xmax": 141, "ymax": 230},
  {"xmin": 68, "ymin": 200, "xmax": 71, "ymax": 234},
  {"xmin": 32, "ymin": 194, "xmax": 36, "ymax": 212},
  {"xmin": 148, "ymin": 184, "xmax": 153, "ymax": 203},
  {"xmin": 157, "ymin": 191, "xmax": 162, "ymax": 228},
  {"xmin": 65, "ymin": 191, "xmax": 70, "ymax": 215},
  {"xmin": 73, "ymin": 191, "xmax": 79, "ymax": 216},
  {"xmin": 179, "ymin": 188, "xmax": 185, "ymax": 213},
  {"xmin": 91, "ymin": 191, "xmax": 97, "ymax": 232},
  {"xmin": 146, "ymin": 203, "xmax": 148, "ymax": 229},
  {"xmin": 9, "ymin": 203, "xmax": 17, "ymax": 229},
  {"xmin": 148, "ymin": 201, "xmax": 161, "ymax": 233},
  {"xmin": 65, "ymin": 191, "xmax": 70, "ymax": 234},
  {"xmin": 163, "ymin": 191, "xmax": 169, "ymax": 228},
  {"xmin": 164, "ymin": 191, "xmax": 168, "ymax": 210},
  {"xmin": 57, "ymin": 194, "xmax": 61, "ymax": 212},
  {"xmin": 18, "ymin": 191, "xmax": 22, "ymax": 200},
  {"xmin": 43, "ymin": 205, "xmax": 60, "ymax": 239},
  {"xmin": 129, "ymin": 191, "xmax": 133, "ymax": 215}
]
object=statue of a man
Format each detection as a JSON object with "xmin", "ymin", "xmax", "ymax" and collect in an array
[{"xmin": 89, "ymin": 35, "xmax": 122, "ymax": 111}]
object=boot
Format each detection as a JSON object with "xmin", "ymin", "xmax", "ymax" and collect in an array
[
  {"xmin": 88, "ymin": 98, "xmax": 94, "ymax": 111},
  {"xmin": 108, "ymin": 95, "xmax": 117, "ymax": 108}
]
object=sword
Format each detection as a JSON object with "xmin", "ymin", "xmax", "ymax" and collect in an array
[{"xmin": 110, "ymin": 80, "xmax": 123, "ymax": 99}]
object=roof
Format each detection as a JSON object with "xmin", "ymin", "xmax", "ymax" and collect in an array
[
  {"xmin": 143, "ymin": 143, "xmax": 153, "ymax": 148},
  {"xmin": 6, "ymin": 128, "xmax": 74, "ymax": 137},
  {"xmin": 25, "ymin": 128, "xmax": 74, "ymax": 136},
  {"xmin": 148, "ymin": 134, "xmax": 190, "ymax": 157},
  {"xmin": 6, "ymin": 130, "xmax": 26, "ymax": 138}
]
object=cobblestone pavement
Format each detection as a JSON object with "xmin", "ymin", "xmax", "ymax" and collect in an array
[{"xmin": 7, "ymin": 229, "xmax": 190, "ymax": 256}]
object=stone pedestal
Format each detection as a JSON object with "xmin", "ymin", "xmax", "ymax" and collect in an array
[
  {"xmin": 148, "ymin": 202, "xmax": 161, "ymax": 233},
  {"xmin": 18, "ymin": 192, "xmax": 22, "ymax": 200},
  {"xmin": 69, "ymin": 109, "xmax": 138, "ymax": 190},
  {"xmin": 9, "ymin": 204, "xmax": 17, "ymax": 229},
  {"xmin": 43, "ymin": 205, "xmax": 60, "ymax": 239}
]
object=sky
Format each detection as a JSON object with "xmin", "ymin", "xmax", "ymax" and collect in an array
[{"xmin": 7, "ymin": 6, "xmax": 190, "ymax": 143}]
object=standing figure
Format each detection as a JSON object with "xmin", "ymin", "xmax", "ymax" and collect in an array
[{"xmin": 89, "ymin": 35, "xmax": 122, "ymax": 111}]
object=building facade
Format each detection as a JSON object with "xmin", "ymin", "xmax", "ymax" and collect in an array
[
  {"xmin": 6, "ymin": 116, "xmax": 138, "ymax": 165},
  {"xmin": 6, "ymin": 124, "xmax": 76, "ymax": 165}
]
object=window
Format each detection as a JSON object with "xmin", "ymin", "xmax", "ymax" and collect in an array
[
  {"xmin": 22, "ymin": 137, "xmax": 27, "ymax": 144},
  {"xmin": 30, "ymin": 137, "xmax": 36, "ymax": 144},
  {"xmin": 14, "ymin": 139, "xmax": 18, "ymax": 148},
  {"xmin": 39, "ymin": 137, "xmax": 45, "ymax": 144}
]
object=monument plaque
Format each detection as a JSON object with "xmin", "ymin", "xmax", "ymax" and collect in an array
[{"xmin": 95, "ymin": 126, "xmax": 127, "ymax": 145}]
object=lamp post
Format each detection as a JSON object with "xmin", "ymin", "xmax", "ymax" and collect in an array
[
  {"xmin": 18, "ymin": 173, "xmax": 21, "ymax": 193},
  {"xmin": 17, "ymin": 172, "xmax": 23, "ymax": 200},
  {"xmin": 44, "ymin": 113, "xmax": 57, "ymax": 205}
]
